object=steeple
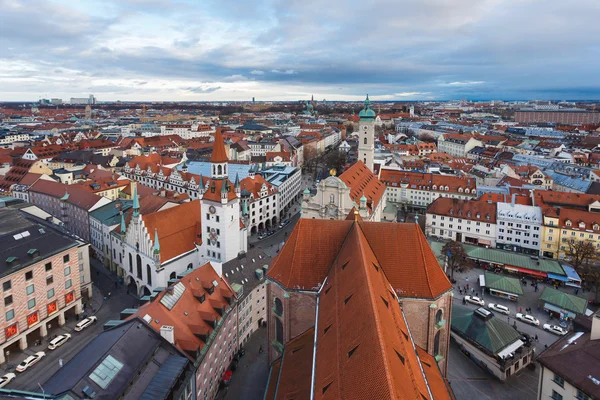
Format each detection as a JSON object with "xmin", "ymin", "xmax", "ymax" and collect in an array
[
  {"xmin": 234, "ymin": 173, "xmax": 240, "ymax": 195},
  {"xmin": 132, "ymin": 183, "xmax": 140, "ymax": 217},
  {"xmin": 153, "ymin": 229, "xmax": 160, "ymax": 253},
  {"xmin": 210, "ymin": 128, "xmax": 229, "ymax": 179}
]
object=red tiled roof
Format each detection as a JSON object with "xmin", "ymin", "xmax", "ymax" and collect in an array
[
  {"xmin": 201, "ymin": 178, "xmax": 238, "ymax": 203},
  {"xmin": 426, "ymin": 198, "xmax": 497, "ymax": 223},
  {"xmin": 339, "ymin": 161, "xmax": 386, "ymax": 213},
  {"xmin": 210, "ymin": 128, "xmax": 229, "ymax": 163},
  {"xmin": 267, "ymin": 219, "xmax": 452, "ymax": 299},
  {"xmin": 132, "ymin": 262, "xmax": 235, "ymax": 359},
  {"xmin": 239, "ymin": 175, "xmax": 276, "ymax": 199},
  {"xmin": 142, "ymin": 200, "xmax": 202, "ymax": 262},
  {"xmin": 29, "ymin": 179, "xmax": 104, "ymax": 210}
]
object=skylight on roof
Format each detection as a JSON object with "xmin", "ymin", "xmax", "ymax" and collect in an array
[{"xmin": 89, "ymin": 355, "xmax": 124, "ymax": 389}]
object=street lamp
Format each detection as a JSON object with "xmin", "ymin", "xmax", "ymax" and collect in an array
[{"xmin": 38, "ymin": 383, "xmax": 46, "ymax": 399}]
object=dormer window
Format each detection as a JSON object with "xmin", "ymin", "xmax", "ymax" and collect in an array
[
  {"xmin": 579, "ymin": 222, "xmax": 586, "ymax": 229},
  {"xmin": 458, "ymin": 188, "xmax": 463, "ymax": 193},
  {"xmin": 476, "ymin": 213, "xmax": 481, "ymax": 219},
  {"xmin": 594, "ymin": 224, "xmax": 599, "ymax": 231},
  {"xmin": 566, "ymin": 220, "xmax": 572, "ymax": 227}
]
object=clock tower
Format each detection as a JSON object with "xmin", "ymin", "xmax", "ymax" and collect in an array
[
  {"xmin": 199, "ymin": 128, "xmax": 247, "ymax": 265},
  {"xmin": 357, "ymin": 94, "xmax": 376, "ymax": 172}
]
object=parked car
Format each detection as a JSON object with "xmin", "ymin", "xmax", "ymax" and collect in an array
[
  {"xmin": 257, "ymin": 233, "xmax": 266, "ymax": 240},
  {"xmin": 487, "ymin": 303, "xmax": 510, "ymax": 315},
  {"xmin": 48, "ymin": 333, "xmax": 71, "ymax": 350},
  {"xmin": 543, "ymin": 324, "xmax": 568, "ymax": 336},
  {"xmin": 75, "ymin": 316, "xmax": 97, "ymax": 332},
  {"xmin": 16, "ymin": 352, "xmax": 45, "ymax": 372},
  {"xmin": 279, "ymin": 219, "xmax": 290, "ymax": 229},
  {"xmin": 465, "ymin": 296, "xmax": 485, "ymax": 306},
  {"xmin": 516, "ymin": 313, "xmax": 540, "ymax": 326},
  {"xmin": 0, "ymin": 373, "xmax": 15, "ymax": 388}
]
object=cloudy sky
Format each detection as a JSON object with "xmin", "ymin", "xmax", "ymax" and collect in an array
[{"xmin": 1, "ymin": 0, "xmax": 599, "ymax": 102}]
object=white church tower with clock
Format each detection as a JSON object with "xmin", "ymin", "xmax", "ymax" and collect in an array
[
  {"xmin": 357, "ymin": 94, "xmax": 376, "ymax": 173},
  {"xmin": 199, "ymin": 128, "xmax": 247, "ymax": 264}
]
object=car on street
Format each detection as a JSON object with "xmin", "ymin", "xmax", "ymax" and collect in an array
[
  {"xmin": 464, "ymin": 296, "xmax": 485, "ymax": 306},
  {"xmin": 48, "ymin": 333, "xmax": 71, "ymax": 350},
  {"xmin": 488, "ymin": 303, "xmax": 510, "ymax": 315},
  {"xmin": 543, "ymin": 324, "xmax": 568, "ymax": 336},
  {"xmin": 516, "ymin": 313, "xmax": 540, "ymax": 326},
  {"xmin": 257, "ymin": 233, "xmax": 266, "ymax": 240},
  {"xmin": 0, "ymin": 373, "xmax": 15, "ymax": 388},
  {"xmin": 75, "ymin": 316, "xmax": 97, "ymax": 332},
  {"xmin": 267, "ymin": 231, "xmax": 275, "ymax": 237},
  {"xmin": 16, "ymin": 352, "xmax": 45, "ymax": 372},
  {"xmin": 278, "ymin": 219, "xmax": 290, "ymax": 229}
]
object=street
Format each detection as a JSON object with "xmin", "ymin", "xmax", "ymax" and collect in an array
[{"xmin": 4, "ymin": 260, "xmax": 137, "ymax": 392}]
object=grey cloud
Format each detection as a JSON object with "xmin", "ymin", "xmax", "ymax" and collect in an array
[{"xmin": 186, "ymin": 86, "xmax": 221, "ymax": 93}]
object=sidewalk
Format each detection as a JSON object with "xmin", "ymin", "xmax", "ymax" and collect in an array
[{"xmin": 215, "ymin": 329, "xmax": 269, "ymax": 400}]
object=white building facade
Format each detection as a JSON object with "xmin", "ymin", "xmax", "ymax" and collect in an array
[{"xmin": 496, "ymin": 201, "xmax": 543, "ymax": 256}]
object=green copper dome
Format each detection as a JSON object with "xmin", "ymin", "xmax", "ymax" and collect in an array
[
  {"xmin": 358, "ymin": 94, "xmax": 376, "ymax": 121},
  {"xmin": 303, "ymin": 187, "xmax": 311, "ymax": 195}
]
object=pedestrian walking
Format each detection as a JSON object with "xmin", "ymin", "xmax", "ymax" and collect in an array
[
  {"xmin": 507, "ymin": 316, "xmax": 510, "ymax": 323},
  {"xmin": 259, "ymin": 345, "xmax": 263, "ymax": 354},
  {"xmin": 114, "ymin": 281, "xmax": 118, "ymax": 289},
  {"xmin": 520, "ymin": 307, "xmax": 523, "ymax": 313},
  {"xmin": 535, "ymin": 334, "xmax": 539, "ymax": 342}
]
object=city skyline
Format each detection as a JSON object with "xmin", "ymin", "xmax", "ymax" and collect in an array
[{"xmin": 2, "ymin": 0, "xmax": 600, "ymax": 102}]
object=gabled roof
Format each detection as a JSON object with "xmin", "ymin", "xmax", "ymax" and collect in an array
[
  {"xmin": 267, "ymin": 219, "xmax": 452, "ymax": 299},
  {"xmin": 339, "ymin": 161, "xmax": 386, "ymax": 213},
  {"xmin": 29, "ymin": 179, "xmax": 104, "ymax": 210},
  {"xmin": 142, "ymin": 200, "xmax": 201, "ymax": 262}
]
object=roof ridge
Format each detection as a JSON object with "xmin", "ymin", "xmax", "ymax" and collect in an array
[
  {"xmin": 353, "ymin": 223, "xmax": 409, "ymax": 398},
  {"xmin": 415, "ymin": 224, "xmax": 435, "ymax": 298}
]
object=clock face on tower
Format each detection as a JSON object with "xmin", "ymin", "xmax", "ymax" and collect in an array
[
  {"xmin": 363, "ymin": 126, "xmax": 368, "ymax": 131},
  {"xmin": 209, "ymin": 205, "xmax": 216, "ymax": 214}
]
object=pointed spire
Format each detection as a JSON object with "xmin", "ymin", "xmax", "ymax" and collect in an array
[
  {"xmin": 234, "ymin": 172, "xmax": 240, "ymax": 189},
  {"xmin": 120, "ymin": 213, "xmax": 126, "ymax": 233},
  {"xmin": 242, "ymin": 198, "xmax": 248, "ymax": 216},
  {"xmin": 210, "ymin": 127, "xmax": 229, "ymax": 163},
  {"xmin": 199, "ymin": 174, "xmax": 205, "ymax": 191},
  {"xmin": 132, "ymin": 183, "xmax": 140, "ymax": 217},
  {"xmin": 152, "ymin": 229, "xmax": 160, "ymax": 254}
]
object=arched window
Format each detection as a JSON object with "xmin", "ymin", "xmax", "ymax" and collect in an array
[
  {"xmin": 212, "ymin": 165, "xmax": 215, "ymax": 175},
  {"xmin": 434, "ymin": 331, "xmax": 441, "ymax": 356},
  {"xmin": 330, "ymin": 194, "xmax": 335, "ymax": 203},
  {"xmin": 128, "ymin": 253, "xmax": 133, "ymax": 273},
  {"xmin": 364, "ymin": 137, "xmax": 367, "ymax": 145},
  {"xmin": 187, "ymin": 263, "xmax": 193, "ymax": 270},
  {"xmin": 274, "ymin": 298, "xmax": 283, "ymax": 316},
  {"xmin": 364, "ymin": 158, "xmax": 366, "ymax": 164},
  {"xmin": 136, "ymin": 255, "xmax": 142, "ymax": 279},
  {"xmin": 169, "ymin": 271, "xmax": 177, "ymax": 280},
  {"xmin": 275, "ymin": 318, "xmax": 284, "ymax": 344},
  {"xmin": 224, "ymin": 164, "xmax": 227, "ymax": 174},
  {"xmin": 436, "ymin": 309, "xmax": 443, "ymax": 324},
  {"xmin": 218, "ymin": 165, "xmax": 222, "ymax": 175},
  {"xmin": 147, "ymin": 265, "xmax": 152, "ymax": 286}
]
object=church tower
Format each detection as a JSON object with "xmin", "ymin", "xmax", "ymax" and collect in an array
[
  {"xmin": 357, "ymin": 95, "xmax": 376, "ymax": 172},
  {"xmin": 199, "ymin": 128, "xmax": 247, "ymax": 264}
]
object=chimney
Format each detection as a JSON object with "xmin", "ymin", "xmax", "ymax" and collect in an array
[
  {"xmin": 511, "ymin": 193, "xmax": 516, "ymax": 206},
  {"xmin": 530, "ymin": 189, "xmax": 535, "ymax": 207},
  {"xmin": 588, "ymin": 311, "xmax": 600, "ymax": 341},
  {"xmin": 160, "ymin": 325, "xmax": 175, "ymax": 344}
]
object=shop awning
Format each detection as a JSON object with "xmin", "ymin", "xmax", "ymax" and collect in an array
[
  {"xmin": 547, "ymin": 273, "xmax": 569, "ymax": 282},
  {"xmin": 563, "ymin": 265, "xmax": 582, "ymax": 282},
  {"xmin": 516, "ymin": 267, "xmax": 547, "ymax": 278},
  {"xmin": 544, "ymin": 302, "xmax": 576, "ymax": 319},
  {"xmin": 479, "ymin": 274, "xmax": 486, "ymax": 287},
  {"xmin": 497, "ymin": 339, "xmax": 525, "ymax": 358}
]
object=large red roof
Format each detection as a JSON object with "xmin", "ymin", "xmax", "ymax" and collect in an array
[{"xmin": 267, "ymin": 219, "xmax": 452, "ymax": 299}]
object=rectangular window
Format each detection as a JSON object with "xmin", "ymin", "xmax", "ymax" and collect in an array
[
  {"xmin": 45, "ymin": 262, "xmax": 52, "ymax": 272},
  {"xmin": 63, "ymin": 254, "xmax": 70, "ymax": 263},
  {"xmin": 79, "ymin": 263, "xmax": 84, "ymax": 272},
  {"xmin": 2, "ymin": 281, "xmax": 11, "ymax": 292},
  {"xmin": 551, "ymin": 390, "xmax": 563, "ymax": 400},
  {"xmin": 4, "ymin": 295, "xmax": 12, "ymax": 307},
  {"xmin": 64, "ymin": 267, "xmax": 71, "ymax": 276},
  {"xmin": 216, "ymin": 216, "xmax": 220, "ymax": 222},
  {"xmin": 553, "ymin": 374, "xmax": 564, "ymax": 388},
  {"xmin": 26, "ymin": 284, "xmax": 35, "ymax": 295},
  {"xmin": 576, "ymin": 390, "xmax": 591, "ymax": 400},
  {"xmin": 5, "ymin": 309, "xmax": 14, "ymax": 321},
  {"xmin": 47, "ymin": 288, "xmax": 55, "ymax": 299},
  {"xmin": 46, "ymin": 275, "xmax": 53, "ymax": 285},
  {"xmin": 25, "ymin": 271, "xmax": 33, "ymax": 281},
  {"xmin": 206, "ymin": 213, "xmax": 210, "ymax": 219},
  {"xmin": 65, "ymin": 279, "xmax": 72, "ymax": 289},
  {"xmin": 80, "ymin": 275, "xmax": 85, "ymax": 284},
  {"xmin": 27, "ymin": 298, "xmax": 36, "ymax": 309}
]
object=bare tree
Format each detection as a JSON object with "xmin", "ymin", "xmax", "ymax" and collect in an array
[
  {"xmin": 441, "ymin": 240, "xmax": 471, "ymax": 278},
  {"xmin": 566, "ymin": 240, "xmax": 600, "ymax": 301}
]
